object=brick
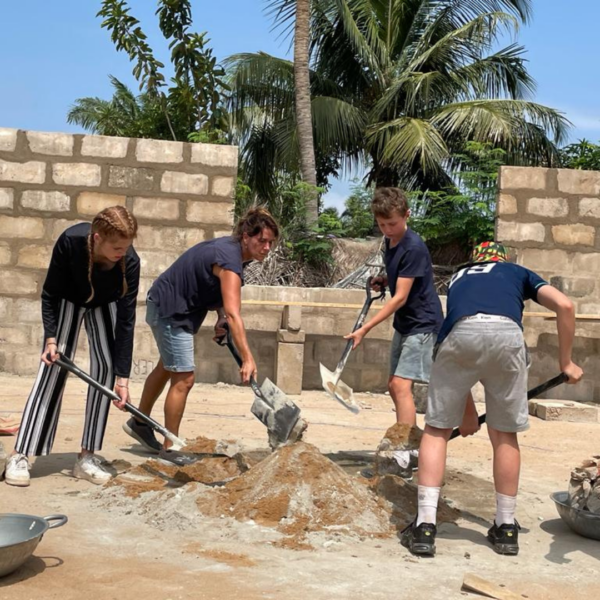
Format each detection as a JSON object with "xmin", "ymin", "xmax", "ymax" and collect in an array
[
  {"xmin": 282, "ymin": 305, "xmax": 302, "ymax": 331},
  {"xmin": 527, "ymin": 197, "xmax": 569, "ymax": 218},
  {"xmin": 579, "ymin": 197, "xmax": 600, "ymax": 219},
  {"xmin": 81, "ymin": 135, "xmax": 129, "ymax": 158},
  {"xmin": 53, "ymin": 163, "xmax": 101, "ymax": 187},
  {"xmin": 0, "ymin": 270, "xmax": 39, "ymax": 294},
  {"xmin": 191, "ymin": 144, "xmax": 238, "ymax": 168},
  {"xmin": 0, "ymin": 215, "xmax": 44, "ymax": 239},
  {"xmin": 552, "ymin": 224, "xmax": 595, "ymax": 246},
  {"xmin": 135, "ymin": 225, "xmax": 205, "ymax": 251},
  {"xmin": 275, "ymin": 342, "xmax": 304, "ymax": 394},
  {"xmin": 27, "ymin": 131, "xmax": 73, "ymax": 156},
  {"xmin": 277, "ymin": 329, "xmax": 306, "ymax": 343},
  {"xmin": 0, "ymin": 187, "xmax": 14, "ymax": 209},
  {"xmin": 550, "ymin": 276, "xmax": 595, "ymax": 298},
  {"xmin": 535, "ymin": 400, "xmax": 598, "ymax": 423},
  {"xmin": 497, "ymin": 193, "xmax": 517, "ymax": 215},
  {"xmin": 162, "ymin": 171, "xmax": 208, "ymax": 195},
  {"xmin": 500, "ymin": 166, "xmax": 547, "ymax": 190},
  {"xmin": 47, "ymin": 219, "xmax": 84, "ymax": 240},
  {"xmin": 108, "ymin": 166, "xmax": 154, "ymax": 190},
  {"xmin": 214, "ymin": 229, "xmax": 232, "ymax": 238},
  {"xmin": 17, "ymin": 244, "xmax": 52, "ymax": 269},
  {"xmin": 186, "ymin": 200, "xmax": 232, "ymax": 224},
  {"xmin": 517, "ymin": 248, "xmax": 571, "ymax": 272},
  {"xmin": 579, "ymin": 302, "xmax": 600, "ymax": 315},
  {"xmin": 497, "ymin": 220, "xmax": 545, "ymax": 243},
  {"xmin": 0, "ymin": 325, "xmax": 31, "ymax": 346},
  {"xmin": 211, "ymin": 176, "xmax": 235, "ymax": 197},
  {"xmin": 21, "ymin": 190, "xmax": 70, "ymax": 212},
  {"xmin": 132, "ymin": 197, "xmax": 180, "ymax": 221},
  {"xmin": 77, "ymin": 192, "xmax": 126, "ymax": 215},
  {"xmin": 183, "ymin": 228, "xmax": 206, "ymax": 248},
  {"xmin": 572, "ymin": 253, "xmax": 600, "ymax": 274},
  {"xmin": 0, "ymin": 128, "xmax": 18, "ymax": 152},
  {"xmin": 557, "ymin": 169, "xmax": 600, "ymax": 195},
  {"xmin": 15, "ymin": 299, "xmax": 41, "ymax": 323},
  {"xmin": 136, "ymin": 139, "xmax": 183, "ymax": 163},
  {"xmin": 0, "ymin": 159, "xmax": 46, "ymax": 184},
  {"xmin": 0, "ymin": 297, "xmax": 12, "ymax": 320},
  {"xmin": 0, "ymin": 241, "xmax": 11, "ymax": 265},
  {"xmin": 137, "ymin": 250, "xmax": 180, "ymax": 277}
]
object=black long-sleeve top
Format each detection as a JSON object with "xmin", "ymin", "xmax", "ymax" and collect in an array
[{"xmin": 41, "ymin": 222, "xmax": 140, "ymax": 377}]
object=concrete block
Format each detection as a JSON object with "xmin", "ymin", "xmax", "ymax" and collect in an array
[
  {"xmin": 47, "ymin": 219, "xmax": 84, "ymax": 240},
  {"xmin": 53, "ymin": 163, "xmax": 101, "ymax": 187},
  {"xmin": 572, "ymin": 253, "xmax": 600, "ymax": 275},
  {"xmin": 136, "ymin": 139, "xmax": 183, "ymax": 163},
  {"xmin": 162, "ymin": 172, "xmax": 208, "ymax": 195},
  {"xmin": 0, "ymin": 128, "xmax": 18, "ymax": 152},
  {"xmin": 108, "ymin": 166, "xmax": 154, "ymax": 191},
  {"xmin": 0, "ymin": 270, "xmax": 39, "ymax": 295},
  {"xmin": 277, "ymin": 329, "xmax": 306, "ymax": 343},
  {"xmin": 211, "ymin": 176, "xmax": 235, "ymax": 197},
  {"xmin": 358, "ymin": 368, "xmax": 388, "ymax": 394},
  {"xmin": 21, "ymin": 190, "xmax": 70, "ymax": 212},
  {"xmin": 552, "ymin": 224, "xmax": 595, "ymax": 246},
  {"xmin": 0, "ymin": 159, "xmax": 46, "ymax": 184},
  {"xmin": 497, "ymin": 193, "xmax": 517, "ymax": 215},
  {"xmin": 17, "ymin": 244, "xmax": 53, "ymax": 269},
  {"xmin": 0, "ymin": 215, "xmax": 44, "ymax": 239},
  {"xmin": 77, "ymin": 192, "xmax": 127, "ymax": 216},
  {"xmin": 0, "ymin": 241, "xmax": 11, "ymax": 265},
  {"xmin": 213, "ymin": 229, "xmax": 232, "ymax": 238},
  {"xmin": 185, "ymin": 200, "xmax": 232, "ymax": 224},
  {"xmin": 557, "ymin": 169, "xmax": 600, "ymax": 195},
  {"xmin": 0, "ymin": 325, "xmax": 31, "ymax": 346},
  {"xmin": 497, "ymin": 220, "xmax": 545, "ymax": 243},
  {"xmin": 183, "ymin": 228, "xmax": 206, "ymax": 248},
  {"xmin": 137, "ymin": 250, "xmax": 180, "ymax": 277},
  {"xmin": 27, "ymin": 131, "xmax": 73, "ymax": 156},
  {"xmin": 282, "ymin": 305, "xmax": 302, "ymax": 331},
  {"xmin": 132, "ymin": 196, "xmax": 180, "ymax": 221},
  {"xmin": 191, "ymin": 144, "xmax": 238, "ymax": 168},
  {"xmin": 15, "ymin": 299, "xmax": 41, "ymax": 323},
  {"xmin": 135, "ymin": 225, "xmax": 205, "ymax": 252},
  {"xmin": 579, "ymin": 197, "xmax": 600, "ymax": 219},
  {"xmin": 81, "ymin": 135, "xmax": 129, "ymax": 158},
  {"xmin": 275, "ymin": 342, "xmax": 304, "ymax": 395},
  {"xmin": 516, "ymin": 248, "xmax": 571, "ymax": 272},
  {"xmin": 534, "ymin": 399, "xmax": 598, "ymax": 423},
  {"xmin": 550, "ymin": 276, "xmax": 595, "ymax": 298},
  {"xmin": 500, "ymin": 166, "xmax": 547, "ymax": 190},
  {"xmin": 0, "ymin": 187, "xmax": 14, "ymax": 209},
  {"xmin": 527, "ymin": 197, "xmax": 569, "ymax": 218},
  {"xmin": 0, "ymin": 297, "xmax": 12, "ymax": 320}
]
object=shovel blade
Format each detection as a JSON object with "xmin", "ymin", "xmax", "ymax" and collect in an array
[{"xmin": 319, "ymin": 363, "xmax": 360, "ymax": 414}]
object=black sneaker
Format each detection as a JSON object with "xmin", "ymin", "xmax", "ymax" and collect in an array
[
  {"xmin": 122, "ymin": 418, "xmax": 161, "ymax": 453},
  {"xmin": 401, "ymin": 520, "xmax": 437, "ymax": 556},
  {"xmin": 487, "ymin": 521, "xmax": 520, "ymax": 555},
  {"xmin": 157, "ymin": 447, "xmax": 198, "ymax": 467}
]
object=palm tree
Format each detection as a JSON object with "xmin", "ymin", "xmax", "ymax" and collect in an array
[{"xmin": 227, "ymin": 0, "xmax": 569, "ymax": 196}]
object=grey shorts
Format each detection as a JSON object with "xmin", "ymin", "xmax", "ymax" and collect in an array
[
  {"xmin": 389, "ymin": 331, "xmax": 436, "ymax": 383},
  {"xmin": 426, "ymin": 319, "xmax": 528, "ymax": 433}
]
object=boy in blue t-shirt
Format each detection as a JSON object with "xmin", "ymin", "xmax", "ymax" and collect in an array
[
  {"xmin": 345, "ymin": 188, "xmax": 443, "ymax": 473},
  {"xmin": 401, "ymin": 242, "xmax": 583, "ymax": 557}
]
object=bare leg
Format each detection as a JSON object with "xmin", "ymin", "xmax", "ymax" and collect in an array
[
  {"xmin": 417, "ymin": 425, "xmax": 452, "ymax": 487},
  {"xmin": 163, "ymin": 371, "xmax": 195, "ymax": 449},
  {"xmin": 488, "ymin": 427, "xmax": 520, "ymax": 496},
  {"xmin": 138, "ymin": 359, "xmax": 170, "ymax": 417},
  {"xmin": 388, "ymin": 375, "xmax": 416, "ymax": 425}
]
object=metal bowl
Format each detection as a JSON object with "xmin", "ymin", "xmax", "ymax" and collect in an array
[{"xmin": 550, "ymin": 491, "xmax": 600, "ymax": 541}]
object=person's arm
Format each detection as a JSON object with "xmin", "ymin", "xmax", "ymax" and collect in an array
[
  {"xmin": 536, "ymin": 285, "xmax": 583, "ymax": 383},
  {"xmin": 213, "ymin": 307, "xmax": 228, "ymax": 341}
]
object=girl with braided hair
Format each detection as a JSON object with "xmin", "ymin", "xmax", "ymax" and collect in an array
[{"xmin": 4, "ymin": 206, "xmax": 140, "ymax": 487}]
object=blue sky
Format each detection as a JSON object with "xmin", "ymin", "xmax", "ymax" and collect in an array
[{"xmin": 1, "ymin": 1, "xmax": 599, "ymax": 211}]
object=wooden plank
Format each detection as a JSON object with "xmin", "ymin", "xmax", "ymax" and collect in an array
[{"xmin": 462, "ymin": 573, "xmax": 524, "ymax": 600}]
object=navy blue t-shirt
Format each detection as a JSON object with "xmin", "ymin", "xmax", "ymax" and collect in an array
[
  {"xmin": 437, "ymin": 262, "xmax": 548, "ymax": 344},
  {"xmin": 149, "ymin": 236, "xmax": 244, "ymax": 334},
  {"xmin": 385, "ymin": 229, "xmax": 443, "ymax": 335}
]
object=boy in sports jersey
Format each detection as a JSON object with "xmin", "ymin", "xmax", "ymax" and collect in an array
[{"xmin": 401, "ymin": 242, "xmax": 583, "ymax": 557}]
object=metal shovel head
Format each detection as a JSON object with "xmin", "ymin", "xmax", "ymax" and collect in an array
[
  {"xmin": 250, "ymin": 378, "xmax": 302, "ymax": 444},
  {"xmin": 319, "ymin": 363, "xmax": 360, "ymax": 414}
]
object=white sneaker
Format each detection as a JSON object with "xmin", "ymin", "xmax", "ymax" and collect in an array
[
  {"xmin": 73, "ymin": 454, "xmax": 111, "ymax": 485},
  {"xmin": 5, "ymin": 453, "xmax": 31, "ymax": 487}
]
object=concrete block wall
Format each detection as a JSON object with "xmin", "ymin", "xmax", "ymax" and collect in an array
[{"xmin": 497, "ymin": 166, "xmax": 600, "ymax": 402}]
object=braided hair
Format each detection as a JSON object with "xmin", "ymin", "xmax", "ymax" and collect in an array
[{"xmin": 86, "ymin": 206, "xmax": 138, "ymax": 302}]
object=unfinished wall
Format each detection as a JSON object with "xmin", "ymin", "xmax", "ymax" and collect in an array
[{"xmin": 497, "ymin": 166, "xmax": 600, "ymax": 402}]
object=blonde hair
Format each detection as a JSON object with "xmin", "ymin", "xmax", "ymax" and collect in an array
[{"xmin": 86, "ymin": 206, "xmax": 138, "ymax": 302}]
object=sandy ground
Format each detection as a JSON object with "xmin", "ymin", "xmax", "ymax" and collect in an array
[{"xmin": 1, "ymin": 374, "xmax": 599, "ymax": 599}]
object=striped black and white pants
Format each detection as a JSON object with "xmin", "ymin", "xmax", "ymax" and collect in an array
[{"xmin": 15, "ymin": 299, "xmax": 117, "ymax": 456}]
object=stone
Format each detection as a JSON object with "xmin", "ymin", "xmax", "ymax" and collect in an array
[
  {"xmin": 81, "ymin": 135, "xmax": 129, "ymax": 158},
  {"xmin": 17, "ymin": 245, "xmax": 53, "ymax": 269},
  {"xmin": 0, "ymin": 215, "xmax": 44, "ymax": 239},
  {"xmin": 534, "ymin": 400, "xmax": 598, "ymax": 423},
  {"xmin": 527, "ymin": 197, "xmax": 569, "ymax": 218},
  {"xmin": 136, "ymin": 139, "xmax": 184, "ymax": 163},
  {"xmin": 0, "ymin": 270, "xmax": 39, "ymax": 295},
  {"xmin": 212, "ymin": 176, "xmax": 235, "ymax": 197},
  {"xmin": 21, "ymin": 190, "xmax": 70, "ymax": 212},
  {"xmin": 282, "ymin": 305, "xmax": 302, "ymax": 331},
  {"xmin": 162, "ymin": 171, "xmax": 208, "ymax": 195},
  {"xmin": 77, "ymin": 192, "xmax": 126, "ymax": 215},
  {"xmin": 550, "ymin": 276, "xmax": 595, "ymax": 298},
  {"xmin": 53, "ymin": 163, "xmax": 101, "ymax": 187},
  {"xmin": 500, "ymin": 166, "xmax": 547, "ymax": 190},
  {"xmin": 578, "ymin": 197, "xmax": 600, "ymax": 219},
  {"xmin": 27, "ymin": 131, "xmax": 73, "ymax": 156},
  {"xmin": 557, "ymin": 169, "xmax": 600, "ymax": 195},
  {"xmin": 132, "ymin": 197, "xmax": 180, "ymax": 221},
  {"xmin": 277, "ymin": 329, "xmax": 306, "ymax": 343},
  {"xmin": 572, "ymin": 253, "xmax": 600, "ymax": 275},
  {"xmin": 413, "ymin": 383, "xmax": 428, "ymax": 414},
  {"xmin": 0, "ymin": 241, "xmax": 11, "ymax": 265},
  {"xmin": 0, "ymin": 188, "xmax": 14, "ymax": 209},
  {"xmin": 108, "ymin": 166, "xmax": 154, "ymax": 191},
  {"xmin": 0, "ymin": 159, "xmax": 46, "ymax": 184},
  {"xmin": 497, "ymin": 193, "xmax": 517, "ymax": 215},
  {"xmin": 497, "ymin": 220, "xmax": 545, "ymax": 243},
  {"xmin": 0, "ymin": 128, "xmax": 18, "ymax": 152},
  {"xmin": 191, "ymin": 144, "xmax": 238, "ymax": 168},
  {"xmin": 275, "ymin": 342, "xmax": 304, "ymax": 395},
  {"xmin": 552, "ymin": 224, "xmax": 595, "ymax": 246},
  {"xmin": 185, "ymin": 200, "xmax": 232, "ymax": 224},
  {"xmin": 517, "ymin": 248, "xmax": 571, "ymax": 272}
]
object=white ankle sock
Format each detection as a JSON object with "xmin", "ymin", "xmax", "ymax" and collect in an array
[
  {"xmin": 495, "ymin": 492, "xmax": 517, "ymax": 526},
  {"xmin": 416, "ymin": 485, "xmax": 441, "ymax": 526}
]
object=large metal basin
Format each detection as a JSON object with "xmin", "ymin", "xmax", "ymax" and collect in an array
[{"xmin": 550, "ymin": 491, "xmax": 600, "ymax": 541}]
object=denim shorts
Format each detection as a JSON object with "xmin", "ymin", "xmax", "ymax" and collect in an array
[
  {"xmin": 146, "ymin": 298, "xmax": 195, "ymax": 372},
  {"xmin": 389, "ymin": 331, "xmax": 436, "ymax": 383}
]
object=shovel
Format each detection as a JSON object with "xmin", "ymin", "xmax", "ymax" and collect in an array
[
  {"xmin": 216, "ymin": 325, "xmax": 305, "ymax": 447},
  {"xmin": 449, "ymin": 372, "xmax": 569, "ymax": 440},
  {"xmin": 51, "ymin": 354, "xmax": 187, "ymax": 450},
  {"xmin": 320, "ymin": 276, "xmax": 385, "ymax": 413}
]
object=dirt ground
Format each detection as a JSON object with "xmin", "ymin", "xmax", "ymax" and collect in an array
[{"xmin": 1, "ymin": 374, "xmax": 599, "ymax": 599}]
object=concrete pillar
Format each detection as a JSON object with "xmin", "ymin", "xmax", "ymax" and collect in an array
[{"xmin": 275, "ymin": 305, "xmax": 305, "ymax": 394}]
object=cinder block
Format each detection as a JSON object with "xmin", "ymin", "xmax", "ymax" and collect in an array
[
  {"xmin": 497, "ymin": 194, "xmax": 517, "ymax": 215},
  {"xmin": 135, "ymin": 225, "xmax": 205, "ymax": 252},
  {"xmin": 17, "ymin": 244, "xmax": 53, "ymax": 269},
  {"xmin": 0, "ymin": 159, "xmax": 46, "ymax": 184},
  {"xmin": 497, "ymin": 220, "xmax": 545, "ymax": 243},
  {"xmin": 162, "ymin": 172, "xmax": 208, "ymax": 195},
  {"xmin": 132, "ymin": 197, "xmax": 180, "ymax": 221},
  {"xmin": 53, "ymin": 163, "xmax": 101, "ymax": 187},
  {"xmin": 0, "ymin": 325, "xmax": 31, "ymax": 346},
  {"xmin": 77, "ymin": 192, "xmax": 126, "ymax": 215},
  {"xmin": 47, "ymin": 219, "xmax": 84, "ymax": 240},
  {"xmin": 108, "ymin": 166, "xmax": 154, "ymax": 190},
  {"xmin": 0, "ymin": 270, "xmax": 39, "ymax": 295},
  {"xmin": 552, "ymin": 224, "xmax": 595, "ymax": 246},
  {"xmin": 21, "ymin": 190, "xmax": 70, "ymax": 212},
  {"xmin": 527, "ymin": 197, "xmax": 569, "ymax": 218},
  {"xmin": 557, "ymin": 169, "xmax": 600, "ymax": 195},
  {"xmin": 275, "ymin": 342, "xmax": 304, "ymax": 394},
  {"xmin": 572, "ymin": 253, "xmax": 600, "ymax": 275},
  {"xmin": 282, "ymin": 305, "xmax": 302, "ymax": 331},
  {"xmin": 191, "ymin": 144, "xmax": 238, "ymax": 168},
  {"xmin": 136, "ymin": 139, "xmax": 183, "ymax": 163},
  {"xmin": 579, "ymin": 197, "xmax": 600, "ymax": 219},
  {"xmin": 0, "ymin": 187, "xmax": 14, "ymax": 209},
  {"xmin": 0, "ymin": 241, "xmax": 10, "ymax": 265},
  {"xmin": 0, "ymin": 128, "xmax": 18, "ymax": 152},
  {"xmin": 137, "ymin": 250, "xmax": 180, "ymax": 277},
  {"xmin": 534, "ymin": 399, "xmax": 598, "ymax": 423},
  {"xmin": 0, "ymin": 215, "xmax": 44, "ymax": 239},
  {"xmin": 500, "ymin": 166, "xmax": 547, "ymax": 190},
  {"xmin": 27, "ymin": 131, "xmax": 74, "ymax": 156},
  {"xmin": 185, "ymin": 200, "xmax": 232, "ymax": 224},
  {"xmin": 0, "ymin": 297, "xmax": 13, "ymax": 320},
  {"xmin": 211, "ymin": 176, "xmax": 235, "ymax": 197},
  {"xmin": 517, "ymin": 248, "xmax": 571, "ymax": 272},
  {"xmin": 213, "ymin": 229, "xmax": 232, "ymax": 238},
  {"xmin": 81, "ymin": 135, "xmax": 129, "ymax": 158},
  {"xmin": 15, "ymin": 299, "xmax": 41, "ymax": 323},
  {"xmin": 277, "ymin": 329, "xmax": 306, "ymax": 343},
  {"xmin": 550, "ymin": 276, "xmax": 595, "ymax": 298}
]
